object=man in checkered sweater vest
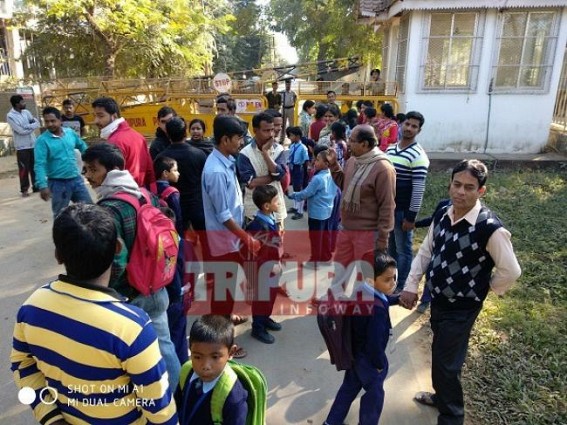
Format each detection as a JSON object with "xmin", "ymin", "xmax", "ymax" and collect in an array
[{"xmin": 400, "ymin": 160, "xmax": 521, "ymax": 425}]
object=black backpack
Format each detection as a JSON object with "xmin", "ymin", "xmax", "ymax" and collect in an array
[{"xmin": 317, "ymin": 293, "xmax": 386, "ymax": 371}]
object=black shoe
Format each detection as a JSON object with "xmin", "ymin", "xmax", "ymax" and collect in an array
[
  {"xmin": 265, "ymin": 318, "xmax": 282, "ymax": 331},
  {"xmin": 291, "ymin": 213, "xmax": 304, "ymax": 220},
  {"xmin": 251, "ymin": 328, "xmax": 275, "ymax": 344},
  {"xmin": 287, "ymin": 207, "xmax": 297, "ymax": 214}
]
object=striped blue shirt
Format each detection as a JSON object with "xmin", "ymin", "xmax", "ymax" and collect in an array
[
  {"xmin": 11, "ymin": 275, "xmax": 178, "ymax": 425},
  {"xmin": 386, "ymin": 142, "xmax": 429, "ymax": 222}
]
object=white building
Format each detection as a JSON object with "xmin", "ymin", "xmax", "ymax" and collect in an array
[
  {"xmin": 0, "ymin": 0, "xmax": 24, "ymax": 81},
  {"xmin": 360, "ymin": 0, "xmax": 567, "ymax": 153}
]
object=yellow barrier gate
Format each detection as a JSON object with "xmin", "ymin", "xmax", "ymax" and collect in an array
[
  {"xmin": 39, "ymin": 76, "xmax": 399, "ymax": 138},
  {"xmin": 40, "ymin": 77, "xmax": 268, "ymax": 138}
]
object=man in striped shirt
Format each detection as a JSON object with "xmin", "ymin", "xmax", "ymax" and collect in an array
[
  {"xmin": 11, "ymin": 204, "xmax": 178, "ymax": 424},
  {"xmin": 386, "ymin": 111, "xmax": 430, "ymax": 292}
]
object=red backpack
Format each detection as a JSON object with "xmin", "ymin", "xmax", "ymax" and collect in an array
[
  {"xmin": 110, "ymin": 189, "xmax": 179, "ymax": 296},
  {"xmin": 157, "ymin": 185, "xmax": 179, "ymax": 208}
]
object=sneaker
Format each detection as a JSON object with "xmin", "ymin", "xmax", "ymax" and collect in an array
[
  {"xmin": 416, "ymin": 301, "xmax": 430, "ymax": 314},
  {"xmin": 265, "ymin": 318, "xmax": 282, "ymax": 331},
  {"xmin": 287, "ymin": 207, "xmax": 297, "ymax": 214},
  {"xmin": 251, "ymin": 328, "xmax": 275, "ymax": 344},
  {"xmin": 291, "ymin": 213, "xmax": 304, "ymax": 220},
  {"xmin": 21, "ymin": 192, "xmax": 29, "ymax": 197}
]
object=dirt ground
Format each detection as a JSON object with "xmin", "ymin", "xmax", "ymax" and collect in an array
[{"xmin": 0, "ymin": 155, "xmax": 439, "ymax": 425}]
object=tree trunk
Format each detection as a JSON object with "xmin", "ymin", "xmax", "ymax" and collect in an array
[{"xmin": 104, "ymin": 50, "xmax": 116, "ymax": 79}]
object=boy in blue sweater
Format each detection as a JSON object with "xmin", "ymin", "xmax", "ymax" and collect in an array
[
  {"xmin": 288, "ymin": 150, "xmax": 338, "ymax": 263},
  {"xmin": 246, "ymin": 185, "xmax": 284, "ymax": 344},
  {"xmin": 324, "ymin": 251, "xmax": 398, "ymax": 425},
  {"xmin": 177, "ymin": 315, "xmax": 248, "ymax": 425}
]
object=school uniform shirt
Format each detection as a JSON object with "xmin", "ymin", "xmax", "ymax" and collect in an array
[
  {"xmin": 288, "ymin": 169, "xmax": 337, "ymax": 220},
  {"xmin": 288, "ymin": 142, "xmax": 309, "ymax": 166},
  {"xmin": 246, "ymin": 211, "xmax": 283, "ymax": 263},
  {"xmin": 351, "ymin": 282, "xmax": 393, "ymax": 372},
  {"xmin": 177, "ymin": 369, "xmax": 248, "ymax": 425}
]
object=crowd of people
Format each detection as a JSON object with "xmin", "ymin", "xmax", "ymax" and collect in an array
[{"xmin": 8, "ymin": 87, "xmax": 521, "ymax": 425}]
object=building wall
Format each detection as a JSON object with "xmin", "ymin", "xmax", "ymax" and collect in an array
[{"xmin": 389, "ymin": 7, "xmax": 567, "ymax": 153}]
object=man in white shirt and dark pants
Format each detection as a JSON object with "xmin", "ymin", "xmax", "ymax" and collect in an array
[
  {"xmin": 400, "ymin": 159, "xmax": 521, "ymax": 425},
  {"xmin": 6, "ymin": 95, "xmax": 40, "ymax": 197}
]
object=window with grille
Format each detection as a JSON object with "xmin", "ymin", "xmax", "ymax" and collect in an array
[
  {"xmin": 396, "ymin": 14, "xmax": 409, "ymax": 93},
  {"xmin": 421, "ymin": 12, "xmax": 483, "ymax": 91},
  {"xmin": 493, "ymin": 10, "xmax": 559, "ymax": 92}
]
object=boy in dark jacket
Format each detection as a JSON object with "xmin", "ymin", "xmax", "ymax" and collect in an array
[
  {"xmin": 176, "ymin": 315, "xmax": 248, "ymax": 425},
  {"xmin": 324, "ymin": 251, "xmax": 398, "ymax": 425},
  {"xmin": 245, "ymin": 185, "xmax": 284, "ymax": 344}
]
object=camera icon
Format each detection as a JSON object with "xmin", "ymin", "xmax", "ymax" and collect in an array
[{"xmin": 18, "ymin": 386, "xmax": 58, "ymax": 405}]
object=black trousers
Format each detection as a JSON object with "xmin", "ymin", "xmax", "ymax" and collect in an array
[
  {"xmin": 16, "ymin": 148, "xmax": 35, "ymax": 193},
  {"xmin": 430, "ymin": 304, "xmax": 482, "ymax": 425}
]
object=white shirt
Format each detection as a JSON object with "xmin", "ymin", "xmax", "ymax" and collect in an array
[{"xmin": 404, "ymin": 200, "xmax": 521, "ymax": 296}]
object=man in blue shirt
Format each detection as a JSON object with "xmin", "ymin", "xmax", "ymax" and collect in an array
[
  {"xmin": 35, "ymin": 107, "xmax": 92, "ymax": 217},
  {"xmin": 202, "ymin": 116, "xmax": 260, "ymax": 357}
]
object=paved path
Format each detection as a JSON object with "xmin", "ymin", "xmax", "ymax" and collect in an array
[{"xmin": 0, "ymin": 162, "xmax": 438, "ymax": 425}]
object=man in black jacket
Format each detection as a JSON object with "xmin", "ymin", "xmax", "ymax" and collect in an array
[{"xmin": 149, "ymin": 106, "xmax": 176, "ymax": 159}]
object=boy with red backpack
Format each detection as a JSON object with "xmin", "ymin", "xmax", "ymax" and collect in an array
[
  {"xmin": 83, "ymin": 143, "xmax": 181, "ymax": 390},
  {"xmin": 154, "ymin": 155, "xmax": 197, "ymax": 365}
]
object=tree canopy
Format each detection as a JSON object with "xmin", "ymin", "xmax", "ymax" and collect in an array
[
  {"xmin": 214, "ymin": 0, "xmax": 272, "ymax": 74},
  {"xmin": 17, "ymin": 0, "xmax": 233, "ymax": 79},
  {"xmin": 268, "ymin": 0, "xmax": 382, "ymax": 65}
]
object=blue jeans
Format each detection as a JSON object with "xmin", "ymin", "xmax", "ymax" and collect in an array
[
  {"xmin": 131, "ymin": 288, "xmax": 181, "ymax": 391},
  {"xmin": 48, "ymin": 176, "xmax": 92, "ymax": 218},
  {"xmin": 388, "ymin": 210, "xmax": 414, "ymax": 290}
]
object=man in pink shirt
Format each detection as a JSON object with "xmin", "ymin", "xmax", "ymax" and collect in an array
[{"xmin": 92, "ymin": 97, "xmax": 155, "ymax": 189}]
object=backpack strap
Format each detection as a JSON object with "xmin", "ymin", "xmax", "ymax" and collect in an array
[
  {"xmin": 210, "ymin": 364, "xmax": 238, "ymax": 425},
  {"xmin": 106, "ymin": 189, "xmax": 152, "ymax": 212},
  {"xmin": 160, "ymin": 185, "xmax": 179, "ymax": 201},
  {"xmin": 108, "ymin": 192, "xmax": 140, "ymax": 212},
  {"xmin": 179, "ymin": 360, "xmax": 194, "ymax": 390}
]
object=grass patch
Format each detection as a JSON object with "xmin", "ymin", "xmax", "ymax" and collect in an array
[{"xmin": 416, "ymin": 169, "xmax": 567, "ymax": 425}]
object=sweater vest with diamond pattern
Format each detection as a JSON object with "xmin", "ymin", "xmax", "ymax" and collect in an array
[{"xmin": 425, "ymin": 205, "xmax": 502, "ymax": 310}]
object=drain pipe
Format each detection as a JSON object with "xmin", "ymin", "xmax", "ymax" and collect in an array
[{"xmin": 483, "ymin": 78, "xmax": 494, "ymax": 153}]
